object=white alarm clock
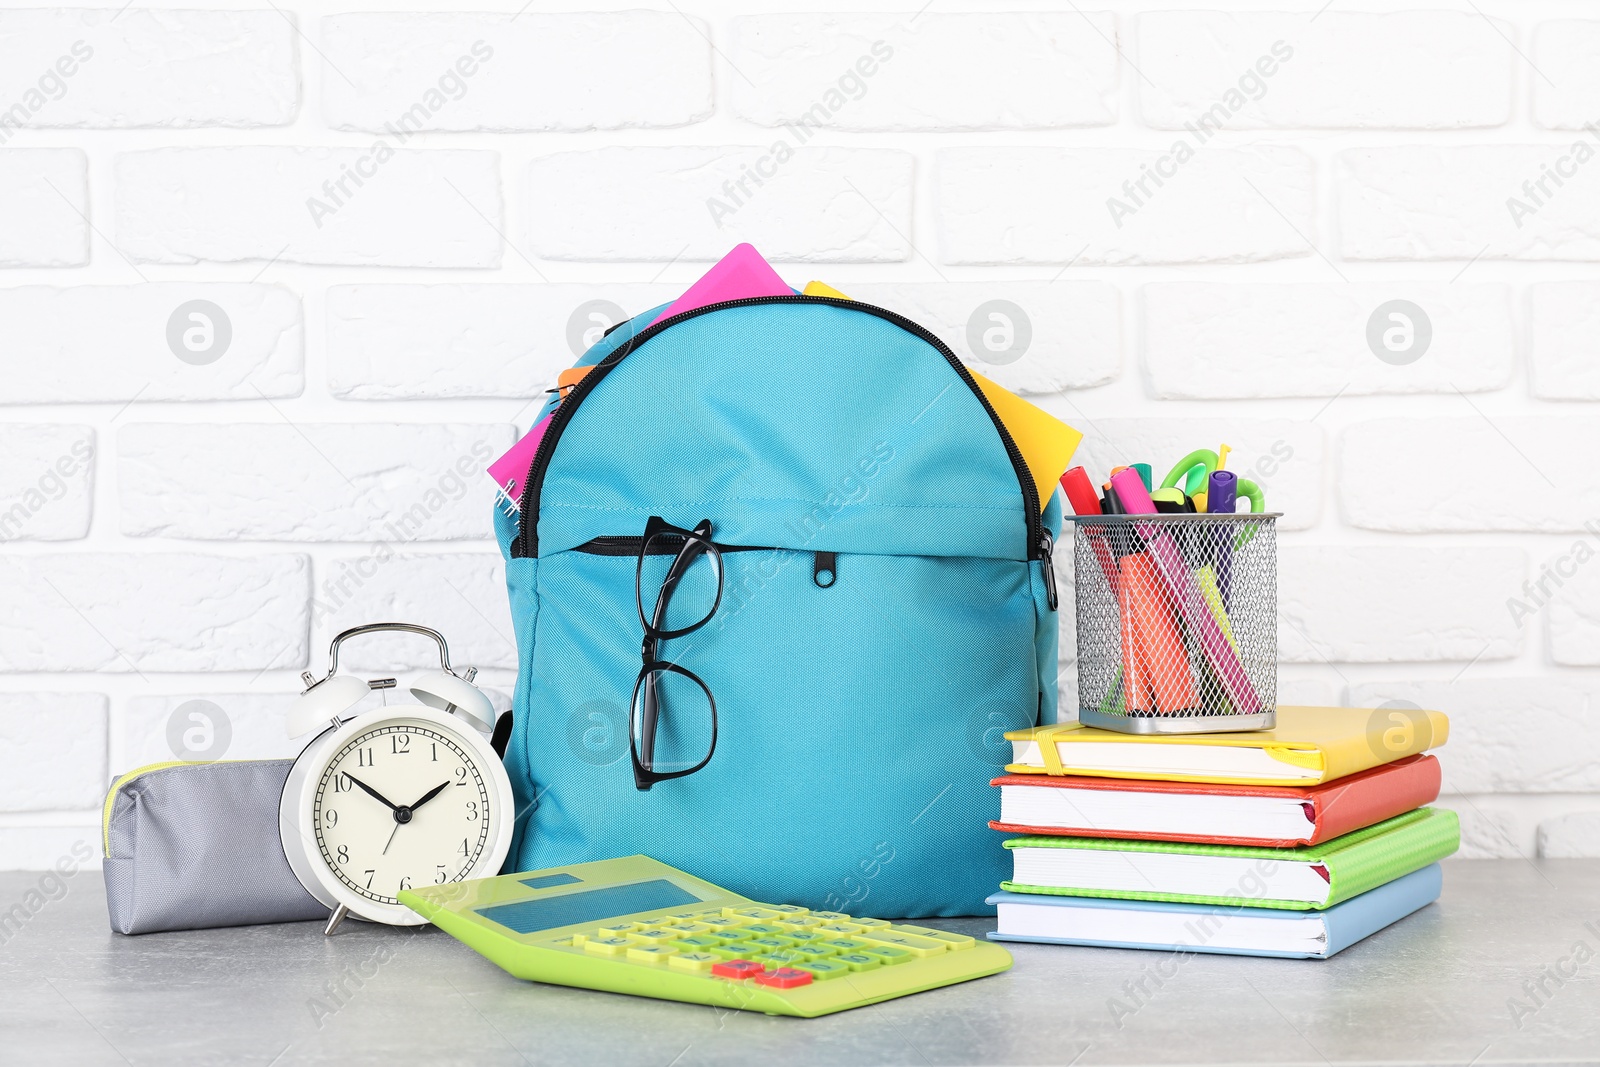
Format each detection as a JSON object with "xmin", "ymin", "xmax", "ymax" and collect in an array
[{"xmin": 279, "ymin": 623, "xmax": 514, "ymax": 934}]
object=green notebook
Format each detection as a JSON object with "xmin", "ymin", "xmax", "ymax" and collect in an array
[{"xmin": 1002, "ymin": 807, "xmax": 1459, "ymax": 911}]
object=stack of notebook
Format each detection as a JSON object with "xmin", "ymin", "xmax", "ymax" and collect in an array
[{"xmin": 986, "ymin": 706, "xmax": 1459, "ymax": 959}]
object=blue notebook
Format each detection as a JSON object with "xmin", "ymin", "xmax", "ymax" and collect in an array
[{"xmin": 987, "ymin": 864, "xmax": 1442, "ymax": 960}]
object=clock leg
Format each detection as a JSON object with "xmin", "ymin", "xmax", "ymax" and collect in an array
[{"xmin": 324, "ymin": 904, "xmax": 350, "ymax": 937}]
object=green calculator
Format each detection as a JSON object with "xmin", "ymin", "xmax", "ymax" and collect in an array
[{"xmin": 399, "ymin": 855, "xmax": 1012, "ymax": 1018}]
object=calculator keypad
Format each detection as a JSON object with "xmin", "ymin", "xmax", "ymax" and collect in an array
[{"xmin": 563, "ymin": 906, "xmax": 974, "ymax": 994}]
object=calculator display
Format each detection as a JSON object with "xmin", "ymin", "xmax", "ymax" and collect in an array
[{"xmin": 477, "ymin": 879, "xmax": 702, "ymax": 934}]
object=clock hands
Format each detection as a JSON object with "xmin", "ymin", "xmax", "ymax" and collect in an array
[
  {"xmin": 405, "ymin": 781, "xmax": 451, "ymax": 813},
  {"xmin": 341, "ymin": 772, "xmax": 399, "ymax": 813},
  {"xmin": 371, "ymin": 781, "xmax": 449, "ymax": 856}
]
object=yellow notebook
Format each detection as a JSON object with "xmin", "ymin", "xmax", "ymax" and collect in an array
[{"xmin": 1005, "ymin": 706, "xmax": 1449, "ymax": 787}]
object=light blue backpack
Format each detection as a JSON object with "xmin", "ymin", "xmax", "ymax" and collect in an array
[{"xmin": 494, "ymin": 294, "xmax": 1061, "ymax": 916}]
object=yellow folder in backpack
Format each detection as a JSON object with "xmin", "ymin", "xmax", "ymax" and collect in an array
[{"xmin": 1006, "ymin": 705, "xmax": 1449, "ymax": 786}]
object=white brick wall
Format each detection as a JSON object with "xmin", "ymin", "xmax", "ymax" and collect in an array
[
  {"xmin": 1137, "ymin": 11, "xmax": 1515, "ymax": 130},
  {"xmin": 0, "ymin": 424, "xmax": 94, "ymax": 541},
  {"xmin": 0, "ymin": 693, "xmax": 106, "ymax": 811},
  {"xmin": 325, "ymin": 284, "xmax": 677, "ymax": 399},
  {"xmin": 117, "ymin": 422, "xmax": 513, "ymax": 540},
  {"xmin": 0, "ymin": 9, "xmax": 297, "ymax": 129},
  {"xmin": 1531, "ymin": 20, "xmax": 1600, "ymax": 130},
  {"xmin": 1142, "ymin": 283, "xmax": 1514, "ymax": 397},
  {"xmin": 526, "ymin": 146, "xmax": 914, "ymax": 261},
  {"xmin": 320, "ymin": 12, "xmax": 713, "ymax": 132},
  {"xmin": 1, "ymin": 0, "xmax": 1595, "ymax": 867},
  {"xmin": 1342, "ymin": 417, "xmax": 1595, "ymax": 532},
  {"xmin": 0, "ymin": 149, "xmax": 87, "ymax": 265},
  {"xmin": 1527, "ymin": 281, "xmax": 1600, "ymax": 399},
  {"xmin": 1338, "ymin": 146, "xmax": 1600, "ymax": 261},
  {"xmin": 730, "ymin": 13, "xmax": 1119, "ymax": 131},
  {"xmin": 115, "ymin": 148, "xmax": 504, "ymax": 267},
  {"xmin": 0, "ymin": 554, "xmax": 309, "ymax": 672},
  {"xmin": 937, "ymin": 145, "xmax": 1315, "ymax": 265},
  {"xmin": 3, "ymin": 284, "xmax": 303, "ymax": 403}
]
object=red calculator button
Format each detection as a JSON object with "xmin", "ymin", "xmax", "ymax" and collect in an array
[
  {"xmin": 711, "ymin": 960, "xmax": 764, "ymax": 980},
  {"xmin": 754, "ymin": 967, "xmax": 814, "ymax": 989}
]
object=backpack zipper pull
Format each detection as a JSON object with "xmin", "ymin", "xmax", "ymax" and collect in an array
[
  {"xmin": 1040, "ymin": 530, "xmax": 1059, "ymax": 612},
  {"xmin": 813, "ymin": 551, "xmax": 837, "ymax": 588}
]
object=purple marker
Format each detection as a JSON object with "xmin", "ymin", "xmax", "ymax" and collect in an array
[{"xmin": 1208, "ymin": 470, "xmax": 1238, "ymax": 605}]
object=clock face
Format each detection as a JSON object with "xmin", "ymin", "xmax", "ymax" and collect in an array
[{"xmin": 310, "ymin": 720, "xmax": 493, "ymax": 906}]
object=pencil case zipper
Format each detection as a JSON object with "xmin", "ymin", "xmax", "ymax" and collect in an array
[{"xmin": 101, "ymin": 759, "xmax": 260, "ymax": 855}]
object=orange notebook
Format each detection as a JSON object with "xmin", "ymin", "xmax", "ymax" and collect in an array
[{"xmin": 989, "ymin": 754, "xmax": 1441, "ymax": 848}]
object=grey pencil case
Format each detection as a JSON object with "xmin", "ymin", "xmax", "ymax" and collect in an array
[{"xmin": 102, "ymin": 760, "xmax": 328, "ymax": 935}]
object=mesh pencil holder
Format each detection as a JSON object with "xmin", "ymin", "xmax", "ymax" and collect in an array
[{"xmin": 1069, "ymin": 513, "xmax": 1278, "ymax": 734}]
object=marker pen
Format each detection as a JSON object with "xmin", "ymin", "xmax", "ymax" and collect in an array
[
  {"xmin": 1110, "ymin": 468, "xmax": 1260, "ymax": 715},
  {"xmin": 1208, "ymin": 470, "xmax": 1239, "ymax": 604}
]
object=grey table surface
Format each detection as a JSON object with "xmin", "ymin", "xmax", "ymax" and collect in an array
[{"xmin": 3, "ymin": 860, "xmax": 1597, "ymax": 1067}]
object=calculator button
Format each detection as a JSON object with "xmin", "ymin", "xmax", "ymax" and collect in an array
[
  {"xmin": 597, "ymin": 922, "xmax": 639, "ymax": 936},
  {"xmin": 859, "ymin": 932, "xmax": 947, "ymax": 958},
  {"xmin": 782, "ymin": 931, "xmax": 828, "ymax": 946},
  {"xmin": 765, "ymin": 905, "xmax": 809, "ymax": 916},
  {"xmin": 569, "ymin": 932, "xmax": 589, "ymax": 946},
  {"xmin": 675, "ymin": 936, "xmax": 721, "ymax": 951},
  {"xmin": 863, "ymin": 946, "xmax": 913, "ymax": 966},
  {"xmin": 628, "ymin": 929, "xmax": 681, "ymax": 945},
  {"xmin": 706, "ymin": 944, "xmax": 751, "ymax": 960},
  {"xmin": 711, "ymin": 960, "xmax": 764, "ymax": 980},
  {"xmin": 635, "ymin": 917, "xmax": 676, "ymax": 929},
  {"xmin": 700, "ymin": 917, "xmax": 746, "ymax": 931},
  {"xmin": 627, "ymin": 945, "xmax": 679, "ymax": 964},
  {"xmin": 724, "ymin": 907, "xmax": 780, "ymax": 921},
  {"xmin": 890, "ymin": 925, "xmax": 976, "ymax": 950},
  {"xmin": 754, "ymin": 967, "xmax": 813, "ymax": 989},
  {"xmin": 816, "ymin": 923, "xmax": 862, "ymax": 936},
  {"xmin": 775, "ymin": 916, "xmax": 822, "ymax": 931},
  {"xmin": 833, "ymin": 953, "xmax": 881, "ymax": 972},
  {"xmin": 761, "ymin": 948, "xmax": 812, "ymax": 966},
  {"xmin": 669, "ymin": 952, "xmax": 718, "ymax": 974},
  {"xmin": 584, "ymin": 937, "xmax": 632, "ymax": 957},
  {"xmin": 703, "ymin": 928, "xmax": 747, "ymax": 942},
  {"xmin": 740, "ymin": 923, "xmax": 787, "ymax": 937},
  {"xmin": 666, "ymin": 922, "xmax": 711, "ymax": 935},
  {"xmin": 851, "ymin": 917, "xmax": 891, "ymax": 929},
  {"xmin": 795, "ymin": 941, "xmax": 836, "ymax": 958},
  {"xmin": 821, "ymin": 938, "xmax": 870, "ymax": 953},
  {"xmin": 796, "ymin": 960, "xmax": 849, "ymax": 981},
  {"xmin": 744, "ymin": 937, "xmax": 790, "ymax": 953},
  {"xmin": 810, "ymin": 911, "xmax": 852, "ymax": 922}
]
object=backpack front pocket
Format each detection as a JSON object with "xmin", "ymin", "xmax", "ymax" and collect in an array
[{"xmin": 518, "ymin": 539, "xmax": 1039, "ymax": 914}]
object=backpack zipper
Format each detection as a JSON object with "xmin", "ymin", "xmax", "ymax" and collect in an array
[
  {"xmin": 577, "ymin": 535, "xmax": 837, "ymax": 587},
  {"xmin": 574, "ymin": 535, "xmax": 770, "ymax": 556},
  {"xmin": 514, "ymin": 295, "xmax": 1042, "ymax": 561},
  {"xmin": 1039, "ymin": 529, "xmax": 1059, "ymax": 612}
]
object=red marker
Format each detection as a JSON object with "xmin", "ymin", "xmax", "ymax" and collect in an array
[
  {"xmin": 1061, "ymin": 467, "xmax": 1119, "ymax": 591},
  {"xmin": 1060, "ymin": 467, "xmax": 1102, "ymax": 516}
]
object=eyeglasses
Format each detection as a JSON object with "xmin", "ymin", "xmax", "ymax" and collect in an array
[{"xmin": 630, "ymin": 516, "xmax": 723, "ymax": 791}]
